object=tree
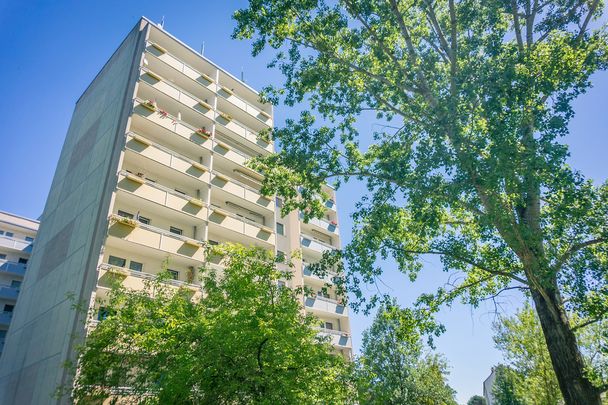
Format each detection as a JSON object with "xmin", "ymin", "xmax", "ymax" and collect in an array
[
  {"xmin": 492, "ymin": 365, "xmax": 526, "ymax": 405},
  {"xmin": 493, "ymin": 303, "xmax": 562, "ymax": 405},
  {"xmin": 66, "ymin": 245, "xmax": 353, "ymax": 404},
  {"xmin": 355, "ymin": 301, "xmax": 457, "ymax": 405},
  {"xmin": 233, "ymin": 1, "xmax": 608, "ymax": 403},
  {"xmin": 492, "ymin": 303, "xmax": 608, "ymax": 405},
  {"xmin": 467, "ymin": 395, "xmax": 487, "ymax": 405}
]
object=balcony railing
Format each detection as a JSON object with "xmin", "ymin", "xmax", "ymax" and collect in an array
[
  {"xmin": 0, "ymin": 235, "xmax": 32, "ymax": 253},
  {"xmin": 0, "ymin": 260, "xmax": 27, "ymax": 277},
  {"xmin": 208, "ymin": 206, "xmax": 275, "ymax": 246},
  {"xmin": 0, "ymin": 311, "xmax": 13, "ymax": 326},
  {"xmin": 117, "ymin": 171, "xmax": 208, "ymax": 220},
  {"xmin": 124, "ymin": 132, "xmax": 211, "ymax": 183},
  {"xmin": 145, "ymin": 41, "xmax": 271, "ymax": 128},
  {"xmin": 210, "ymin": 172, "xmax": 273, "ymax": 212},
  {"xmin": 98, "ymin": 263, "xmax": 201, "ymax": 290},
  {"xmin": 316, "ymin": 327, "xmax": 352, "ymax": 348},
  {"xmin": 300, "ymin": 234, "xmax": 336, "ymax": 255},
  {"xmin": 0, "ymin": 286, "xmax": 19, "ymax": 301},
  {"xmin": 300, "ymin": 213, "xmax": 339, "ymax": 235},
  {"xmin": 133, "ymin": 99, "xmax": 214, "ymax": 152},
  {"xmin": 107, "ymin": 215, "xmax": 206, "ymax": 262},
  {"xmin": 304, "ymin": 295, "xmax": 348, "ymax": 316},
  {"xmin": 303, "ymin": 265, "xmax": 336, "ymax": 284}
]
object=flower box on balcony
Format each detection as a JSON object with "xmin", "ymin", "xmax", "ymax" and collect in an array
[
  {"xmin": 158, "ymin": 109, "xmax": 169, "ymax": 118},
  {"xmin": 131, "ymin": 134, "xmax": 151, "ymax": 146},
  {"xmin": 200, "ymin": 73, "xmax": 213, "ymax": 83},
  {"xmin": 141, "ymin": 99, "xmax": 157, "ymax": 111},
  {"xmin": 214, "ymin": 173, "xmax": 229, "ymax": 182},
  {"xmin": 188, "ymin": 197, "xmax": 204, "ymax": 208},
  {"xmin": 110, "ymin": 215, "xmax": 139, "ymax": 228},
  {"xmin": 330, "ymin": 220, "xmax": 338, "ymax": 226},
  {"xmin": 198, "ymin": 100, "xmax": 212, "ymax": 111},
  {"xmin": 260, "ymin": 225, "xmax": 274, "ymax": 234},
  {"xmin": 191, "ymin": 162, "xmax": 207, "ymax": 172},
  {"xmin": 151, "ymin": 43, "xmax": 166, "ymax": 54},
  {"xmin": 259, "ymin": 110, "xmax": 272, "ymax": 120},
  {"xmin": 218, "ymin": 112, "xmax": 232, "ymax": 122},
  {"xmin": 221, "ymin": 86, "xmax": 234, "ymax": 95},
  {"xmin": 215, "ymin": 141, "xmax": 230, "ymax": 151},
  {"xmin": 145, "ymin": 71, "xmax": 162, "ymax": 81},
  {"xmin": 183, "ymin": 239, "xmax": 202, "ymax": 248},
  {"xmin": 107, "ymin": 266, "xmax": 130, "ymax": 277},
  {"xmin": 196, "ymin": 127, "xmax": 211, "ymax": 137},
  {"xmin": 212, "ymin": 208, "xmax": 229, "ymax": 217},
  {"xmin": 126, "ymin": 173, "xmax": 146, "ymax": 185}
]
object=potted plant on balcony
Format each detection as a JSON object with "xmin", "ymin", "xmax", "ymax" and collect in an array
[
  {"xmin": 110, "ymin": 215, "xmax": 139, "ymax": 228},
  {"xmin": 142, "ymin": 99, "xmax": 157, "ymax": 111},
  {"xmin": 196, "ymin": 127, "xmax": 211, "ymax": 137},
  {"xmin": 158, "ymin": 109, "xmax": 169, "ymax": 118},
  {"xmin": 330, "ymin": 220, "xmax": 338, "ymax": 226}
]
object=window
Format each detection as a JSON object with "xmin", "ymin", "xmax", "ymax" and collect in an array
[
  {"xmin": 4, "ymin": 305, "xmax": 14, "ymax": 313},
  {"xmin": 169, "ymin": 226, "xmax": 183, "ymax": 235},
  {"xmin": 108, "ymin": 255, "xmax": 126, "ymax": 267},
  {"xmin": 25, "ymin": 236, "xmax": 34, "ymax": 242},
  {"xmin": 18, "ymin": 258, "xmax": 28, "ymax": 264},
  {"xmin": 174, "ymin": 188, "xmax": 186, "ymax": 195},
  {"xmin": 138, "ymin": 216, "xmax": 150, "ymax": 225},
  {"xmin": 208, "ymin": 240, "xmax": 219, "ymax": 245},
  {"xmin": 129, "ymin": 261, "xmax": 144, "ymax": 272},
  {"xmin": 276, "ymin": 222, "xmax": 284, "ymax": 235},
  {"xmin": 10, "ymin": 280, "xmax": 21, "ymax": 289},
  {"xmin": 276, "ymin": 197, "xmax": 283, "ymax": 208},
  {"xmin": 117, "ymin": 210, "xmax": 134, "ymax": 219},
  {"xmin": 0, "ymin": 254, "xmax": 6, "ymax": 260},
  {"xmin": 324, "ymin": 322, "xmax": 334, "ymax": 330},
  {"xmin": 167, "ymin": 269, "xmax": 179, "ymax": 280},
  {"xmin": 0, "ymin": 230, "xmax": 4, "ymax": 235},
  {"xmin": 277, "ymin": 251, "xmax": 286, "ymax": 261},
  {"xmin": 5, "ymin": 232, "xmax": 13, "ymax": 238}
]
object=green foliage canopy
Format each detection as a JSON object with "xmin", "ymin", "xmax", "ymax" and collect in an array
[{"xmin": 67, "ymin": 245, "xmax": 352, "ymax": 404}]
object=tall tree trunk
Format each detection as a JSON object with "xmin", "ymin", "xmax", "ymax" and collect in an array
[{"xmin": 530, "ymin": 286, "xmax": 601, "ymax": 405}]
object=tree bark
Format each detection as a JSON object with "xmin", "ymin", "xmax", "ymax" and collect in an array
[{"xmin": 530, "ymin": 286, "xmax": 601, "ymax": 405}]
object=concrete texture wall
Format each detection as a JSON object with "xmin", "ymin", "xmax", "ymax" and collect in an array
[{"xmin": 0, "ymin": 20, "xmax": 148, "ymax": 404}]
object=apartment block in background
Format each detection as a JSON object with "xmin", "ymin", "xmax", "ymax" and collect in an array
[
  {"xmin": 0, "ymin": 17, "xmax": 351, "ymax": 404},
  {"xmin": 0, "ymin": 212, "xmax": 38, "ymax": 356}
]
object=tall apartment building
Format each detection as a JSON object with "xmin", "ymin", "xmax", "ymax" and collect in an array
[
  {"xmin": 0, "ymin": 17, "xmax": 351, "ymax": 404},
  {"xmin": 0, "ymin": 212, "xmax": 38, "ymax": 356}
]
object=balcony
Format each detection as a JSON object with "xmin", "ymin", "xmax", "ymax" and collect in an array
[
  {"xmin": 317, "ymin": 327, "xmax": 352, "ymax": 348},
  {"xmin": 138, "ymin": 70, "xmax": 216, "ymax": 124},
  {"xmin": 144, "ymin": 42, "xmax": 217, "ymax": 96},
  {"xmin": 107, "ymin": 215, "xmax": 206, "ymax": 262},
  {"xmin": 132, "ymin": 100, "xmax": 214, "ymax": 154},
  {"xmin": 0, "ymin": 286, "xmax": 19, "ymax": 301},
  {"xmin": 207, "ymin": 206, "xmax": 275, "ymax": 248},
  {"xmin": 300, "ymin": 235, "xmax": 335, "ymax": 256},
  {"xmin": 145, "ymin": 42, "xmax": 271, "ymax": 129},
  {"xmin": 0, "ymin": 235, "xmax": 32, "ymax": 253},
  {"xmin": 210, "ymin": 172, "xmax": 273, "ymax": 213},
  {"xmin": 0, "ymin": 312, "xmax": 12, "ymax": 326},
  {"xmin": 116, "ymin": 171, "xmax": 208, "ymax": 222},
  {"xmin": 124, "ymin": 132, "xmax": 211, "ymax": 185},
  {"xmin": 301, "ymin": 214, "xmax": 339, "ymax": 237},
  {"xmin": 303, "ymin": 265, "xmax": 336, "ymax": 285},
  {"xmin": 97, "ymin": 263, "xmax": 202, "ymax": 295},
  {"xmin": 304, "ymin": 296, "xmax": 348, "ymax": 317},
  {"xmin": 0, "ymin": 260, "xmax": 26, "ymax": 277}
]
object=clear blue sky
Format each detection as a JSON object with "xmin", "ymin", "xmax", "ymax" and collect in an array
[{"xmin": 1, "ymin": 2, "xmax": 606, "ymax": 402}]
